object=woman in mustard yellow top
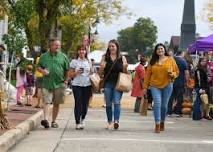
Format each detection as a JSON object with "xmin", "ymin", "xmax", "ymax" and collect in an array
[{"xmin": 144, "ymin": 43, "xmax": 179, "ymax": 133}]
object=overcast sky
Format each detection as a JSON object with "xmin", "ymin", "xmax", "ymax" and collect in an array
[{"xmin": 96, "ymin": 0, "xmax": 212, "ymax": 44}]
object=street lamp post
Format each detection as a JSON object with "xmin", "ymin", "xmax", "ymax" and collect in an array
[{"xmin": 87, "ymin": 7, "xmax": 100, "ymax": 53}]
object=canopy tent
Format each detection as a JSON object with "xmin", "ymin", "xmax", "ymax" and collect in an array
[
  {"xmin": 88, "ymin": 50, "xmax": 105, "ymax": 64},
  {"xmin": 127, "ymin": 63, "xmax": 140, "ymax": 71},
  {"xmin": 188, "ymin": 34, "xmax": 213, "ymax": 53}
]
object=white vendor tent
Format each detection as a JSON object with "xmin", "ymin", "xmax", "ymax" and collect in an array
[{"xmin": 88, "ymin": 50, "xmax": 105, "ymax": 64}]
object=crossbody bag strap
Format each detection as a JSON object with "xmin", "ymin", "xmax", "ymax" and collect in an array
[{"xmin": 103, "ymin": 58, "xmax": 118, "ymax": 82}]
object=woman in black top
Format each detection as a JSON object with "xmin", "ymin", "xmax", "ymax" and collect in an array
[
  {"xmin": 99, "ymin": 39, "xmax": 128, "ymax": 130},
  {"xmin": 193, "ymin": 58, "xmax": 212, "ymax": 120}
]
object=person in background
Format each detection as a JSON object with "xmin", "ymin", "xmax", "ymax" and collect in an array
[
  {"xmin": 15, "ymin": 54, "xmax": 26, "ymax": 106},
  {"xmin": 168, "ymin": 50, "xmax": 174, "ymax": 57},
  {"xmin": 0, "ymin": 44, "xmax": 9, "ymax": 74},
  {"xmin": 207, "ymin": 52, "xmax": 213, "ymax": 117},
  {"xmin": 69, "ymin": 44, "xmax": 92, "ymax": 130},
  {"xmin": 34, "ymin": 53, "xmax": 43, "ymax": 108},
  {"xmin": 25, "ymin": 64, "xmax": 35, "ymax": 106},
  {"xmin": 203, "ymin": 52, "xmax": 209, "ymax": 60},
  {"xmin": 89, "ymin": 58, "xmax": 97, "ymax": 108},
  {"xmin": 38, "ymin": 38, "xmax": 69, "ymax": 129},
  {"xmin": 90, "ymin": 59, "xmax": 97, "ymax": 73},
  {"xmin": 184, "ymin": 52, "xmax": 195, "ymax": 101},
  {"xmin": 144, "ymin": 43, "xmax": 179, "ymax": 133},
  {"xmin": 99, "ymin": 39, "xmax": 128, "ymax": 130},
  {"xmin": 167, "ymin": 51, "xmax": 189, "ymax": 117},
  {"xmin": 193, "ymin": 57, "xmax": 212, "ymax": 120},
  {"xmin": 131, "ymin": 56, "xmax": 146, "ymax": 113},
  {"xmin": 0, "ymin": 44, "xmax": 6, "ymax": 71}
]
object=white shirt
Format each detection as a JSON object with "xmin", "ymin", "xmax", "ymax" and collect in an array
[{"xmin": 70, "ymin": 58, "xmax": 91, "ymax": 87}]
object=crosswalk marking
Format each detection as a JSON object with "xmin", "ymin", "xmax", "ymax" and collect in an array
[{"xmin": 61, "ymin": 137, "xmax": 213, "ymax": 144}]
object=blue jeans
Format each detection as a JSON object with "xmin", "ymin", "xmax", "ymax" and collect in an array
[
  {"xmin": 104, "ymin": 81, "xmax": 123, "ymax": 123},
  {"xmin": 150, "ymin": 83, "xmax": 173, "ymax": 124}
]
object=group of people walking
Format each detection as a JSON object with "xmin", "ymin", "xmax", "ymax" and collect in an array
[
  {"xmin": 13, "ymin": 37, "xmax": 212, "ymax": 134},
  {"xmin": 35, "ymin": 38, "xmax": 128, "ymax": 130}
]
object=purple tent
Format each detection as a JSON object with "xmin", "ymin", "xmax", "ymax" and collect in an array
[{"xmin": 188, "ymin": 34, "xmax": 213, "ymax": 53}]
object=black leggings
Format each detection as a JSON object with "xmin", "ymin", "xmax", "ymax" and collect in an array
[{"xmin": 72, "ymin": 86, "xmax": 92, "ymax": 124}]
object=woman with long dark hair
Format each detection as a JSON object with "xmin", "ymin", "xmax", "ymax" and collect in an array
[
  {"xmin": 193, "ymin": 57, "xmax": 212, "ymax": 120},
  {"xmin": 144, "ymin": 43, "xmax": 179, "ymax": 133},
  {"xmin": 70, "ymin": 44, "xmax": 92, "ymax": 130},
  {"xmin": 99, "ymin": 39, "xmax": 128, "ymax": 130}
]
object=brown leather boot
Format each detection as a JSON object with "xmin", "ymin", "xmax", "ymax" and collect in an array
[
  {"xmin": 160, "ymin": 122, "xmax": 164, "ymax": 131},
  {"xmin": 155, "ymin": 124, "xmax": 160, "ymax": 133}
]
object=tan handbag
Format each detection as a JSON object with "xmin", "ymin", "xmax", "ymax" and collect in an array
[
  {"xmin": 200, "ymin": 93, "xmax": 209, "ymax": 104},
  {"xmin": 89, "ymin": 73, "xmax": 101, "ymax": 92},
  {"xmin": 115, "ymin": 72, "xmax": 132, "ymax": 92}
]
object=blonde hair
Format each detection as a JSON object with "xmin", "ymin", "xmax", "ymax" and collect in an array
[{"xmin": 27, "ymin": 64, "xmax": 33, "ymax": 71}]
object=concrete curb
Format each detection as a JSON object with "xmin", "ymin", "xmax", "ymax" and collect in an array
[{"xmin": 0, "ymin": 110, "xmax": 43, "ymax": 152}]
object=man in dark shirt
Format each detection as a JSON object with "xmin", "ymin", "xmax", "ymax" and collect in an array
[{"xmin": 168, "ymin": 51, "xmax": 189, "ymax": 117}]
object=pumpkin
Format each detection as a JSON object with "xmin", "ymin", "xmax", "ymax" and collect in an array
[
  {"xmin": 182, "ymin": 108, "xmax": 192, "ymax": 115},
  {"xmin": 182, "ymin": 102, "xmax": 193, "ymax": 108},
  {"xmin": 187, "ymin": 78, "xmax": 195, "ymax": 89}
]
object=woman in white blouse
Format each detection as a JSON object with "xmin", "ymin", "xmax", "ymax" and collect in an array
[{"xmin": 69, "ymin": 44, "xmax": 92, "ymax": 130}]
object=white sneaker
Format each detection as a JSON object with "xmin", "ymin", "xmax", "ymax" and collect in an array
[
  {"xmin": 105, "ymin": 123, "xmax": 113, "ymax": 130},
  {"xmin": 80, "ymin": 119, "xmax": 85, "ymax": 129},
  {"xmin": 167, "ymin": 114, "xmax": 172, "ymax": 117},
  {"xmin": 76, "ymin": 124, "xmax": 81, "ymax": 130}
]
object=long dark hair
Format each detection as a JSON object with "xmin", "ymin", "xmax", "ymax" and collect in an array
[
  {"xmin": 197, "ymin": 57, "xmax": 207, "ymax": 72},
  {"xmin": 105, "ymin": 39, "xmax": 121, "ymax": 61},
  {"xmin": 150, "ymin": 43, "xmax": 169, "ymax": 65},
  {"xmin": 75, "ymin": 44, "xmax": 88, "ymax": 59}
]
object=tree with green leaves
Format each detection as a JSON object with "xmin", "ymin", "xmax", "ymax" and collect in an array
[
  {"xmin": 35, "ymin": 0, "xmax": 128, "ymax": 53},
  {"xmin": 2, "ymin": 0, "xmax": 35, "ymax": 54},
  {"xmin": 203, "ymin": 1, "xmax": 213, "ymax": 30},
  {"xmin": 117, "ymin": 17, "xmax": 157, "ymax": 63},
  {"xmin": 1, "ymin": 0, "xmax": 128, "ymax": 56}
]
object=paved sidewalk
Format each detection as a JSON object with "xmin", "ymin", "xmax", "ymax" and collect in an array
[
  {"xmin": 0, "ymin": 98, "xmax": 43, "ymax": 152},
  {"xmin": 0, "ymin": 105, "xmax": 41, "ymax": 135},
  {"xmin": 8, "ymin": 94, "xmax": 213, "ymax": 152}
]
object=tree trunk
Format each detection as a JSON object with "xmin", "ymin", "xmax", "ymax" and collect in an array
[
  {"xmin": 36, "ymin": 0, "xmax": 61, "ymax": 53},
  {"xmin": 25, "ymin": 25, "xmax": 35, "ymax": 56}
]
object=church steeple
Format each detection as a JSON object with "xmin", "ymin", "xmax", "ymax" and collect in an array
[{"xmin": 179, "ymin": 0, "xmax": 196, "ymax": 51}]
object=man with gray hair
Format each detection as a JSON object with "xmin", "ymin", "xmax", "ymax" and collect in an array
[{"xmin": 38, "ymin": 39, "xmax": 69, "ymax": 128}]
